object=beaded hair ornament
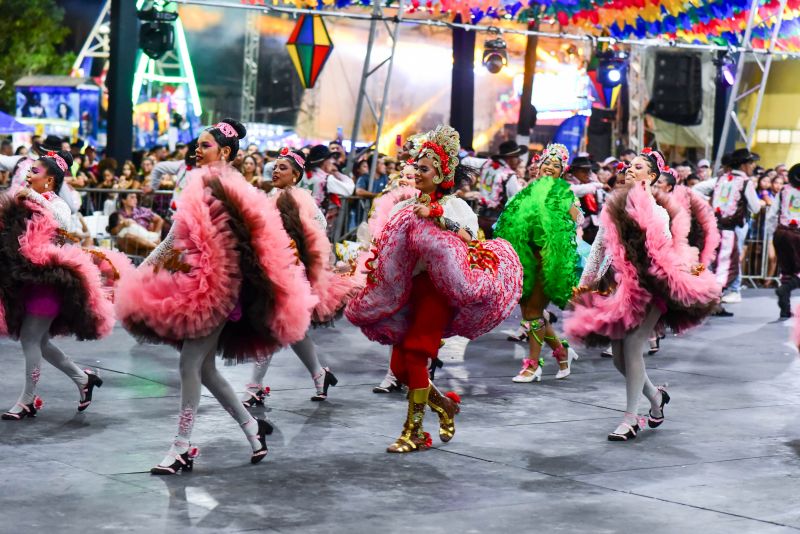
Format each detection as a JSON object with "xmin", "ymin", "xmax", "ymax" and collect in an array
[
  {"xmin": 278, "ymin": 147, "xmax": 305, "ymax": 170},
  {"xmin": 44, "ymin": 151, "xmax": 68, "ymax": 172},
  {"xmin": 409, "ymin": 125, "xmax": 460, "ymax": 189},
  {"xmin": 213, "ymin": 122, "xmax": 238, "ymax": 139},
  {"xmin": 661, "ymin": 166, "xmax": 678, "ymax": 179},
  {"xmin": 641, "ymin": 147, "xmax": 665, "ymax": 173},
  {"xmin": 539, "ymin": 143, "xmax": 570, "ymax": 175}
]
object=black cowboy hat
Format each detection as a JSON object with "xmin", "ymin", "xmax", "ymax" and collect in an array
[
  {"xmin": 307, "ymin": 144, "xmax": 334, "ymax": 165},
  {"xmin": 788, "ymin": 163, "xmax": 800, "ymax": 188},
  {"xmin": 729, "ymin": 148, "xmax": 760, "ymax": 167},
  {"xmin": 491, "ymin": 140, "xmax": 528, "ymax": 160},
  {"xmin": 569, "ymin": 156, "xmax": 593, "ymax": 170},
  {"xmin": 34, "ymin": 134, "xmax": 63, "ymax": 156}
]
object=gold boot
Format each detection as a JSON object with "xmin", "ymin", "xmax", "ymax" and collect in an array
[
  {"xmin": 387, "ymin": 387, "xmax": 431, "ymax": 453},
  {"xmin": 427, "ymin": 382, "xmax": 460, "ymax": 443}
]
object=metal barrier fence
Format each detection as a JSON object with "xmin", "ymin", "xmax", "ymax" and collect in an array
[
  {"xmin": 742, "ymin": 210, "xmax": 780, "ymax": 288},
  {"xmin": 75, "ymin": 188, "xmax": 175, "ymax": 262}
]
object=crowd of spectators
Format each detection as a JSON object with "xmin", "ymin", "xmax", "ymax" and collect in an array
[{"xmin": 0, "ymin": 133, "xmax": 792, "ymax": 283}]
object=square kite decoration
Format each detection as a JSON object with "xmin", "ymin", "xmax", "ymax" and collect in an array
[{"xmin": 286, "ymin": 15, "xmax": 334, "ymax": 89}]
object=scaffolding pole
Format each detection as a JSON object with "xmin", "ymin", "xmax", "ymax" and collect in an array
[
  {"xmin": 72, "ymin": 0, "xmax": 112, "ymax": 76},
  {"xmin": 714, "ymin": 0, "xmax": 789, "ymax": 172},
  {"xmin": 341, "ymin": 0, "xmax": 405, "ymax": 180},
  {"xmin": 241, "ymin": 10, "xmax": 261, "ymax": 122}
]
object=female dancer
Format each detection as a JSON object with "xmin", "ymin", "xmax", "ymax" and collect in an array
[
  {"xmin": 301, "ymin": 145, "xmax": 355, "ymax": 240},
  {"xmin": 494, "ymin": 143, "xmax": 580, "ymax": 383},
  {"xmin": 115, "ymin": 119, "xmax": 317, "ymax": 474},
  {"xmin": 0, "ymin": 150, "xmax": 109, "ymax": 419},
  {"xmin": 566, "ymin": 149, "xmax": 720, "ymax": 441},
  {"xmin": 240, "ymin": 148, "xmax": 357, "ymax": 406},
  {"xmin": 346, "ymin": 125, "xmax": 522, "ymax": 453},
  {"xmin": 652, "ymin": 169, "xmax": 721, "ymax": 352}
]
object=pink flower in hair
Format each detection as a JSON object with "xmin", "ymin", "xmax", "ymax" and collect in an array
[
  {"xmin": 215, "ymin": 122, "xmax": 238, "ymax": 138},
  {"xmin": 278, "ymin": 147, "xmax": 306, "ymax": 169},
  {"xmin": 45, "ymin": 151, "xmax": 68, "ymax": 172}
]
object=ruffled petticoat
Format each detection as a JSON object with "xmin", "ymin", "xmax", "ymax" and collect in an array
[
  {"xmin": 565, "ymin": 185, "xmax": 721, "ymax": 347},
  {"xmin": 494, "ymin": 176, "xmax": 579, "ymax": 308},
  {"xmin": 115, "ymin": 163, "xmax": 317, "ymax": 362},
  {"xmin": 345, "ymin": 206, "xmax": 523, "ymax": 345},
  {"xmin": 0, "ymin": 196, "xmax": 117, "ymax": 340}
]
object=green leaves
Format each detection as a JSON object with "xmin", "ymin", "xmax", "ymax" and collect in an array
[{"xmin": 0, "ymin": 0, "xmax": 75, "ymax": 112}]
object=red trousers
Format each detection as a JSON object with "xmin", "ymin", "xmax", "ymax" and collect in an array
[{"xmin": 390, "ymin": 272, "xmax": 453, "ymax": 389}]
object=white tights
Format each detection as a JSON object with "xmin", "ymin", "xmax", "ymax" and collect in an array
[
  {"xmin": 610, "ymin": 307, "xmax": 663, "ymax": 425},
  {"xmin": 243, "ymin": 332, "xmax": 325, "ymax": 397},
  {"xmin": 9, "ymin": 315, "xmax": 87, "ymax": 413},
  {"xmin": 161, "ymin": 323, "xmax": 260, "ymax": 466}
]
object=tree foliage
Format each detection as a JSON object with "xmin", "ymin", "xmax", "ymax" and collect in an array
[{"xmin": 0, "ymin": 0, "xmax": 76, "ymax": 112}]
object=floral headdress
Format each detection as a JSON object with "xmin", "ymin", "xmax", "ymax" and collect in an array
[
  {"xmin": 278, "ymin": 147, "xmax": 305, "ymax": 170},
  {"xmin": 641, "ymin": 147, "xmax": 666, "ymax": 173},
  {"xmin": 409, "ymin": 125, "xmax": 460, "ymax": 189},
  {"xmin": 213, "ymin": 122, "xmax": 238, "ymax": 138},
  {"xmin": 539, "ymin": 143, "xmax": 570, "ymax": 175},
  {"xmin": 43, "ymin": 151, "xmax": 68, "ymax": 172}
]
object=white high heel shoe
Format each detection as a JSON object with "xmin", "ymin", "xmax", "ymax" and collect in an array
[
  {"xmin": 555, "ymin": 347, "xmax": 579, "ymax": 380},
  {"xmin": 512, "ymin": 359, "xmax": 542, "ymax": 383}
]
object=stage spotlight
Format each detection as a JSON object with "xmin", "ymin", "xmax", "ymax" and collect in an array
[
  {"xmin": 482, "ymin": 36, "xmax": 508, "ymax": 74},
  {"xmin": 713, "ymin": 51, "xmax": 736, "ymax": 87},
  {"xmin": 138, "ymin": 1, "xmax": 179, "ymax": 60},
  {"xmin": 721, "ymin": 63, "xmax": 735, "ymax": 86},
  {"xmin": 598, "ymin": 59, "xmax": 626, "ymax": 88}
]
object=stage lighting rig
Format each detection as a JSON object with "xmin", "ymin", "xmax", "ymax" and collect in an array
[
  {"xmin": 138, "ymin": 1, "xmax": 179, "ymax": 60},
  {"xmin": 596, "ymin": 50, "xmax": 628, "ymax": 88},
  {"xmin": 482, "ymin": 28, "xmax": 508, "ymax": 74}
]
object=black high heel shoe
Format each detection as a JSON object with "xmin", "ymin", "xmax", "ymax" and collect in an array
[
  {"xmin": 250, "ymin": 419, "xmax": 272, "ymax": 464},
  {"xmin": 311, "ymin": 368, "xmax": 338, "ymax": 401},
  {"xmin": 242, "ymin": 384, "xmax": 270, "ymax": 409},
  {"xmin": 78, "ymin": 370, "xmax": 103, "ymax": 412},
  {"xmin": 647, "ymin": 388, "xmax": 671, "ymax": 428},
  {"xmin": 647, "ymin": 337, "xmax": 660, "ymax": 355},
  {"xmin": 2, "ymin": 397, "xmax": 41, "ymax": 420},
  {"xmin": 150, "ymin": 448, "xmax": 198, "ymax": 475},
  {"xmin": 607, "ymin": 422, "xmax": 640, "ymax": 441}
]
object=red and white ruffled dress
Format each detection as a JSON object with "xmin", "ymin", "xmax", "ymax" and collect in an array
[{"xmin": 346, "ymin": 194, "xmax": 523, "ymax": 345}]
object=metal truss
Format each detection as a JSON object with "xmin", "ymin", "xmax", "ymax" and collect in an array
[
  {"xmin": 714, "ymin": 0, "xmax": 789, "ymax": 171},
  {"xmin": 71, "ymin": 0, "xmax": 111, "ymax": 76},
  {"xmin": 343, "ymin": 0, "xmax": 405, "ymax": 182},
  {"xmin": 241, "ymin": 10, "xmax": 261, "ymax": 122}
]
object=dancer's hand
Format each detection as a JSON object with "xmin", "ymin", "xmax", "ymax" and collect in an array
[
  {"xmin": 15, "ymin": 188, "xmax": 29, "ymax": 199},
  {"xmin": 412, "ymin": 204, "xmax": 431, "ymax": 218},
  {"xmin": 690, "ymin": 263, "xmax": 705, "ymax": 276}
]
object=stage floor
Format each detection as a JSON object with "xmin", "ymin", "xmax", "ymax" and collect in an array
[{"xmin": 1, "ymin": 289, "xmax": 799, "ymax": 533}]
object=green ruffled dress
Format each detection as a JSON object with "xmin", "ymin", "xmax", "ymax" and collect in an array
[{"xmin": 494, "ymin": 176, "xmax": 579, "ymax": 308}]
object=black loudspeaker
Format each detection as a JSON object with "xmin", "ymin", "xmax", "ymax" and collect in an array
[
  {"xmin": 587, "ymin": 108, "xmax": 615, "ymax": 161},
  {"xmin": 450, "ymin": 23, "xmax": 476, "ymax": 150},
  {"xmin": 646, "ymin": 52, "xmax": 703, "ymax": 125}
]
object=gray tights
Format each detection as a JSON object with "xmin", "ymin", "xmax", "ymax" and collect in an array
[
  {"xmin": 611, "ymin": 307, "xmax": 662, "ymax": 418},
  {"xmin": 243, "ymin": 332, "xmax": 324, "ymax": 395},
  {"xmin": 9, "ymin": 315, "xmax": 87, "ymax": 413},
  {"xmin": 162, "ymin": 323, "xmax": 260, "ymax": 465}
]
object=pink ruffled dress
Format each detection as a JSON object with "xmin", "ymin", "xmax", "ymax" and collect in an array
[
  {"xmin": 346, "ymin": 196, "xmax": 523, "ymax": 345},
  {"xmin": 115, "ymin": 163, "xmax": 317, "ymax": 362}
]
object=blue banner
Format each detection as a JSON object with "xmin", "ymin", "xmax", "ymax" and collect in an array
[{"xmin": 552, "ymin": 114, "xmax": 586, "ymax": 164}]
